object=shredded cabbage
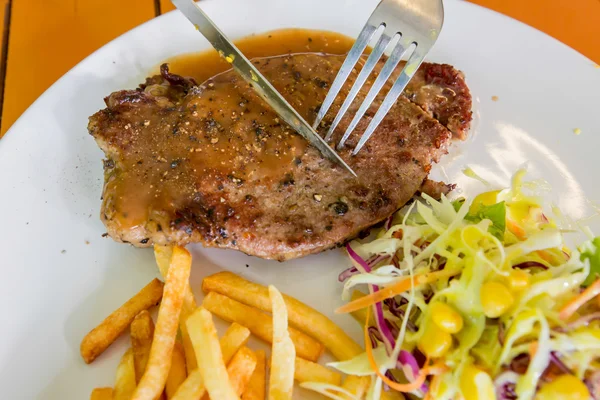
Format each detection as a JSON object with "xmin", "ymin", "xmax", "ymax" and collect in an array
[
  {"xmin": 327, "ymin": 347, "xmax": 389, "ymax": 376},
  {"xmin": 332, "ymin": 168, "xmax": 600, "ymax": 400}
]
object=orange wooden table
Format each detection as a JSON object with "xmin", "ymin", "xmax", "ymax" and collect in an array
[{"xmin": 0, "ymin": 0, "xmax": 598, "ymax": 137}]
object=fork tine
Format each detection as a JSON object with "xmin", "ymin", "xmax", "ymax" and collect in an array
[
  {"xmin": 312, "ymin": 23, "xmax": 379, "ymax": 130},
  {"xmin": 352, "ymin": 46, "xmax": 426, "ymax": 155},
  {"xmin": 337, "ymin": 36, "xmax": 409, "ymax": 149},
  {"xmin": 323, "ymin": 32, "xmax": 393, "ymax": 142}
]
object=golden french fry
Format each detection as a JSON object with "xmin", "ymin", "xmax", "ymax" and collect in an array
[
  {"xmin": 268, "ymin": 285, "xmax": 295, "ymax": 400},
  {"xmin": 350, "ymin": 290, "xmax": 368, "ymax": 326},
  {"xmin": 202, "ymin": 272, "xmax": 363, "ymax": 361},
  {"xmin": 341, "ymin": 376, "xmax": 369, "ymax": 399},
  {"xmin": 220, "ymin": 322, "xmax": 252, "ymax": 364},
  {"xmin": 132, "ymin": 246, "xmax": 192, "ymax": 400},
  {"xmin": 154, "ymin": 245, "xmax": 198, "ymax": 373},
  {"xmin": 165, "ymin": 342, "xmax": 187, "ymax": 399},
  {"xmin": 153, "ymin": 245, "xmax": 173, "ymax": 278},
  {"xmin": 299, "ymin": 382, "xmax": 359, "ymax": 400},
  {"xmin": 80, "ymin": 278, "xmax": 164, "ymax": 364},
  {"xmin": 242, "ymin": 350, "xmax": 266, "ymax": 400},
  {"xmin": 170, "ymin": 370, "xmax": 204, "ymax": 400},
  {"xmin": 90, "ymin": 387, "xmax": 113, "ymax": 400},
  {"xmin": 130, "ymin": 310, "xmax": 155, "ymax": 383},
  {"xmin": 202, "ymin": 291, "xmax": 323, "ymax": 361},
  {"xmin": 185, "ymin": 307, "xmax": 239, "ymax": 400},
  {"xmin": 294, "ymin": 357, "xmax": 342, "ymax": 386},
  {"xmin": 179, "ymin": 330, "xmax": 196, "ymax": 375},
  {"xmin": 114, "ymin": 348, "xmax": 136, "ymax": 400},
  {"xmin": 171, "ymin": 322, "xmax": 251, "ymax": 400},
  {"xmin": 227, "ymin": 347, "xmax": 258, "ymax": 396}
]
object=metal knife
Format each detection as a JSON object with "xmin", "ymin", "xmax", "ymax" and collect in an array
[{"xmin": 171, "ymin": 0, "xmax": 357, "ymax": 177}]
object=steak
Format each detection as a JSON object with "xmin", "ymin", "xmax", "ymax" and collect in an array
[{"xmin": 89, "ymin": 53, "xmax": 472, "ymax": 260}]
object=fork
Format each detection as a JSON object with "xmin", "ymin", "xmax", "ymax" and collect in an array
[{"xmin": 313, "ymin": 0, "xmax": 444, "ymax": 155}]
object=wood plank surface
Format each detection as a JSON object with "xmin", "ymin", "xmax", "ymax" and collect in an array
[
  {"xmin": 0, "ymin": 0, "xmax": 157, "ymax": 136},
  {"xmin": 0, "ymin": 0, "xmax": 9, "ymax": 132},
  {"xmin": 159, "ymin": 0, "xmax": 175, "ymax": 14},
  {"xmin": 468, "ymin": 0, "xmax": 600, "ymax": 64}
]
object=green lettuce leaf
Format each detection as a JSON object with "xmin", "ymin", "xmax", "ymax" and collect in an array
[
  {"xmin": 466, "ymin": 201, "xmax": 506, "ymax": 240},
  {"xmin": 452, "ymin": 198, "xmax": 466, "ymax": 212},
  {"xmin": 581, "ymin": 237, "xmax": 600, "ymax": 287}
]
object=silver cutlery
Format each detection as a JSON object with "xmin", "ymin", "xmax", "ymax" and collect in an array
[{"xmin": 313, "ymin": 0, "xmax": 444, "ymax": 155}]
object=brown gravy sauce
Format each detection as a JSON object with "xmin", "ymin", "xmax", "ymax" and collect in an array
[
  {"xmin": 113, "ymin": 29, "xmax": 356, "ymax": 228},
  {"xmin": 158, "ymin": 28, "xmax": 355, "ymax": 84}
]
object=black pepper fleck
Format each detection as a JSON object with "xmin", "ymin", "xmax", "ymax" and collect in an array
[{"xmin": 330, "ymin": 201, "xmax": 349, "ymax": 216}]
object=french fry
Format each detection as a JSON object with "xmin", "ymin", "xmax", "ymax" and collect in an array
[
  {"xmin": 80, "ymin": 278, "xmax": 164, "ymax": 364},
  {"xmin": 226, "ymin": 347, "xmax": 258, "ymax": 396},
  {"xmin": 268, "ymin": 285, "xmax": 295, "ymax": 400},
  {"xmin": 130, "ymin": 310, "xmax": 155, "ymax": 383},
  {"xmin": 132, "ymin": 246, "xmax": 192, "ymax": 400},
  {"xmin": 114, "ymin": 348, "xmax": 136, "ymax": 400},
  {"xmin": 202, "ymin": 291, "xmax": 323, "ymax": 361},
  {"xmin": 169, "ymin": 370, "xmax": 204, "ymax": 400},
  {"xmin": 242, "ymin": 350, "xmax": 266, "ymax": 400},
  {"xmin": 171, "ymin": 322, "xmax": 251, "ymax": 400},
  {"xmin": 350, "ymin": 290, "xmax": 368, "ymax": 326},
  {"xmin": 185, "ymin": 307, "xmax": 239, "ymax": 400},
  {"xmin": 202, "ymin": 272, "xmax": 363, "ymax": 361},
  {"xmin": 340, "ymin": 376, "xmax": 369, "ymax": 399},
  {"xmin": 294, "ymin": 357, "xmax": 342, "ymax": 386},
  {"xmin": 220, "ymin": 322, "xmax": 252, "ymax": 364},
  {"xmin": 165, "ymin": 342, "xmax": 187, "ymax": 399},
  {"xmin": 298, "ymin": 382, "xmax": 359, "ymax": 400},
  {"xmin": 90, "ymin": 387, "xmax": 113, "ymax": 400},
  {"xmin": 154, "ymin": 245, "xmax": 197, "ymax": 373}
]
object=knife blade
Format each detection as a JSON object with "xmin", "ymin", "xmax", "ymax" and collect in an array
[{"xmin": 171, "ymin": 0, "xmax": 357, "ymax": 177}]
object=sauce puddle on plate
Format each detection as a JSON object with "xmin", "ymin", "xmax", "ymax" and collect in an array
[{"xmin": 158, "ymin": 28, "xmax": 355, "ymax": 83}]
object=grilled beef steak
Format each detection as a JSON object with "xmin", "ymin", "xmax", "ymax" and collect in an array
[{"xmin": 89, "ymin": 53, "xmax": 472, "ymax": 260}]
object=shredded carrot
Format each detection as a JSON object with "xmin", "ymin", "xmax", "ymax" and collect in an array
[
  {"xmin": 363, "ymin": 308, "xmax": 446, "ymax": 393},
  {"xmin": 536, "ymin": 250, "xmax": 554, "ymax": 263},
  {"xmin": 423, "ymin": 389, "xmax": 432, "ymax": 400},
  {"xmin": 559, "ymin": 279, "xmax": 600, "ymax": 320},
  {"xmin": 528, "ymin": 341, "xmax": 538, "ymax": 357},
  {"xmin": 336, "ymin": 269, "xmax": 461, "ymax": 314},
  {"xmin": 507, "ymin": 219, "xmax": 526, "ymax": 240}
]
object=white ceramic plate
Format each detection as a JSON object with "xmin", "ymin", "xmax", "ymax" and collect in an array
[{"xmin": 1, "ymin": 0, "xmax": 600, "ymax": 398}]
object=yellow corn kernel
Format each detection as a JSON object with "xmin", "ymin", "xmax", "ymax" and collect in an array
[
  {"xmin": 470, "ymin": 190, "xmax": 500, "ymax": 213},
  {"xmin": 480, "ymin": 281, "xmax": 514, "ymax": 318},
  {"xmin": 507, "ymin": 269, "xmax": 530, "ymax": 291},
  {"xmin": 536, "ymin": 374, "xmax": 590, "ymax": 400},
  {"xmin": 418, "ymin": 324, "xmax": 452, "ymax": 358},
  {"xmin": 460, "ymin": 364, "xmax": 496, "ymax": 400},
  {"xmin": 431, "ymin": 302, "xmax": 464, "ymax": 334}
]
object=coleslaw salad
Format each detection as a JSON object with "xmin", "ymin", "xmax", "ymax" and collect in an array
[{"xmin": 305, "ymin": 169, "xmax": 600, "ymax": 400}]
